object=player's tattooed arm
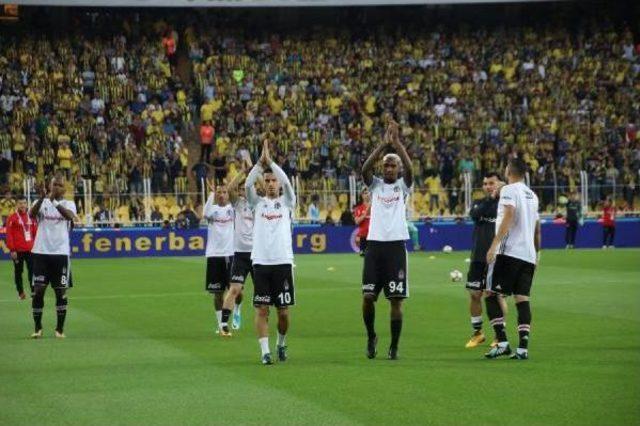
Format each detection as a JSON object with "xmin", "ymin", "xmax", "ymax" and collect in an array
[
  {"xmin": 388, "ymin": 120, "xmax": 413, "ymax": 188},
  {"xmin": 362, "ymin": 136, "xmax": 388, "ymax": 187},
  {"xmin": 534, "ymin": 219, "xmax": 541, "ymax": 253},
  {"xmin": 29, "ymin": 183, "xmax": 47, "ymax": 219},
  {"xmin": 487, "ymin": 205, "xmax": 515, "ymax": 264},
  {"xmin": 54, "ymin": 202, "xmax": 76, "ymax": 222}
]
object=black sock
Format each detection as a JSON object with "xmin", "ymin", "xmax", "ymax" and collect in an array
[
  {"xmin": 363, "ymin": 303, "xmax": 376, "ymax": 340},
  {"xmin": 221, "ymin": 308, "xmax": 232, "ymax": 327},
  {"xmin": 55, "ymin": 290, "xmax": 68, "ymax": 333},
  {"xmin": 14, "ymin": 261, "xmax": 24, "ymax": 294},
  {"xmin": 516, "ymin": 301, "xmax": 532, "ymax": 350},
  {"xmin": 390, "ymin": 319, "xmax": 403, "ymax": 349},
  {"xmin": 32, "ymin": 292, "xmax": 44, "ymax": 331},
  {"xmin": 485, "ymin": 295, "xmax": 507, "ymax": 342}
]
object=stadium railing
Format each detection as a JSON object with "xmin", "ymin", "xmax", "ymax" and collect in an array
[{"xmin": 17, "ymin": 174, "xmax": 638, "ymax": 229}]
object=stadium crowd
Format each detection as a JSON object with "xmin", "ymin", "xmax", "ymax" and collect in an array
[
  {"xmin": 0, "ymin": 13, "xmax": 192, "ymax": 225},
  {"xmin": 1, "ymin": 7, "xmax": 639, "ymax": 225}
]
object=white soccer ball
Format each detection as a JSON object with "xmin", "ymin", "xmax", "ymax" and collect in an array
[
  {"xmin": 442, "ymin": 245, "xmax": 453, "ymax": 253},
  {"xmin": 450, "ymin": 270, "xmax": 463, "ymax": 282}
]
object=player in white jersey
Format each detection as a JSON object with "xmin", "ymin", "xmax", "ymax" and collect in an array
[
  {"xmin": 29, "ymin": 173, "xmax": 77, "ymax": 339},
  {"xmin": 245, "ymin": 140, "xmax": 296, "ymax": 365},
  {"xmin": 202, "ymin": 178, "xmax": 237, "ymax": 336},
  {"xmin": 220, "ymin": 160, "xmax": 255, "ymax": 335},
  {"xmin": 485, "ymin": 158, "xmax": 541, "ymax": 360},
  {"xmin": 361, "ymin": 121, "xmax": 413, "ymax": 360}
]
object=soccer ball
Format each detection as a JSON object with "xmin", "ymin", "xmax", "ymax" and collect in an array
[
  {"xmin": 450, "ymin": 270, "xmax": 464, "ymax": 282},
  {"xmin": 442, "ymin": 245, "xmax": 453, "ymax": 253}
]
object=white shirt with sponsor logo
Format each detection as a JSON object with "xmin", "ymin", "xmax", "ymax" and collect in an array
[
  {"xmin": 245, "ymin": 162, "xmax": 295, "ymax": 265},
  {"xmin": 32, "ymin": 199, "xmax": 77, "ymax": 256},
  {"xmin": 233, "ymin": 197, "xmax": 254, "ymax": 253},
  {"xmin": 203, "ymin": 195, "xmax": 235, "ymax": 257},
  {"xmin": 496, "ymin": 181, "xmax": 540, "ymax": 265},
  {"xmin": 367, "ymin": 176, "xmax": 410, "ymax": 242}
]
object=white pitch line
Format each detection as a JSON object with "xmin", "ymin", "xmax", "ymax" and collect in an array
[{"xmin": 0, "ymin": 291, "xmax": 202, "ymax": 303}]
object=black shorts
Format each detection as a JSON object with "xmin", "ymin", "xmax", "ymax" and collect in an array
[
  {"xmin": 362, "ymin": 240, "xmax": 409, "ymax": 300},
  {"xmin": 205, "ymin": 256, "xmax": 233, "ymax": 293},
  {"xmin": 487, "ymin": 254, "xmax": 535, "ymax": 296},
  {"xmin": 466, "ymin": 261, "xmax": 487, "ymax": 291},
  {"xmin": 252, "ymin": 264, "xmax": 295, "ymax": 308},
  {"xmin": 32, "ymin": 254, "xmax": 71, "ymax": 289},
  {"xmin": 230, "ymin": 252, "xmax": 253, "ymax": 285}
]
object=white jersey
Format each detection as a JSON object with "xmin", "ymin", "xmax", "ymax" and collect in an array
[
  {"xmin": 496, "ymin": 181, "xmax": 540, "ymax": 265},
  {"xmin": 246, "ymin": 162, "xmax": 295, "ymax": 265},
  {"xmin": 203, "ymin": 195, "xmax": 234, "ymax": 257},
  {"xmin": 32, "ymin": 199, "xmax": 77, "ymax": 256},
  {"xmin": 233, "ymin": 197, "xmax": 254, "ymax": 253},
  {"xmin": 367, "ymin": 176, "xmax": 411, "ymax": 241}
]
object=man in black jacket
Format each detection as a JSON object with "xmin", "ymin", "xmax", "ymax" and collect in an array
[
  {"xmin": 565, "ymin": 192, "xmax": 582, "ymax": 248},
  {"xmin": 464, "ymin": 172, "xmax": 507, "ymax": 349}
]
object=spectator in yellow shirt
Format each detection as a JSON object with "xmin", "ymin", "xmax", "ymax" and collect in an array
[
  {"xmin": 57, "ymin": 142, "xmax": 73, "ymax": 178},
  {"xmin": 11, "ymin": 126, "xmax": 26, "ymax": 172},
  {"xmin": 424, "ymin": 173, "xmax": 441, "ymax": 213},
  {"xmin": 200, "ymin": 101, "xmax": 214, "ymax": 122}
]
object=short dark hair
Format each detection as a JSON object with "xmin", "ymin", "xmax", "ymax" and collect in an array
[
  {"xmin": 16, "ymin": 195, "xmax": 27, "ymax": 201},
  {"xmin": 263, "ymin": 168, "xmax": 273, "ymax": 174},
  {"xmin": 508, "ymin": 158, "xmax": 527, "ymax": 178},
  {"xmin": 484, "ymin": 171, "xmax": 501, "ymax": 180}
]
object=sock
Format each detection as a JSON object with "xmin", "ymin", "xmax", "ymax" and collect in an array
[
  {"xmin": 485, "ymin": 295, "xmax": 508, "ymax": 343},
  {"xmin": 32, "ymin": 292, "xmax": 44, "ymax": 332},
  {"xmin": 516, "ymin": 301, "xmax": 532, "ymax": 350},
  {"xmin": 390, "ymin": 319, "xmax": 403, "ymax": 349},
  {"xmin": 54, "ymin": 290, "xmax": 68, "ymax": 333},
  {"xmin": 215, "ymin": 310, "xmax": 222, "ymax": 330},
  {"xmin": 363, "ymin": 304, "xmax": 376, "ymax": 340},
  {"xmin": 277, "ymin": 333, "xmax": 286, "ymax": 348},
  {"xmin": 234, "ymin": 303, "xmax": 241, "ymax": 316},
  {"xmin": 259, "ymin": 337, "xmax": 270, "ymax": 356},
  {"xmin": 471, "ymin": 315, "xmax": 483, "ymax": 332},
  {"xmin": 15, "ymin": 275, "xmax": 24, "ymax": 294},
  {"xmin": 221, "ymin": 308, "xmax": 231, "ymax": 327}
]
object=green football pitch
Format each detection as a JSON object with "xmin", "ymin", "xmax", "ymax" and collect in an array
[{"xmin": 1, "ymin": 249, "xmax": 639, "ymax": 425}]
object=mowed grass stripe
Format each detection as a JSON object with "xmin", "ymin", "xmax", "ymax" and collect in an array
[{"xmin": 0, "ymin": 250, "xmax": 638, "ymax": 425}]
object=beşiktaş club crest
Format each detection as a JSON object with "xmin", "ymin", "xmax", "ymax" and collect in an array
[
  {"xmin": 274, "ymin": 202, "xmax": 281, "ymax": 209},
  {"xmin": 394, "ymin": 186, "xmax": 400, "ymax": 192},
  {"xmin": 398, "ymin": 269, "xmax": 405, "ymax": 280},
  {"xmin": 283, "ymin": 280, "xmax": 289, "ymax": 291}
]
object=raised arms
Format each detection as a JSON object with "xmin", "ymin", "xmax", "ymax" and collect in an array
[
  {"xmin": 362, "ymin": 120, "xmax": 413, "ymax": 188},
  {"xmin": 387, "ymin": 120, "xmax": 413, "ymax": 188},
  {"xmin": 362, "ymin": 141, "xmax": 387, "ymax": 188}
]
